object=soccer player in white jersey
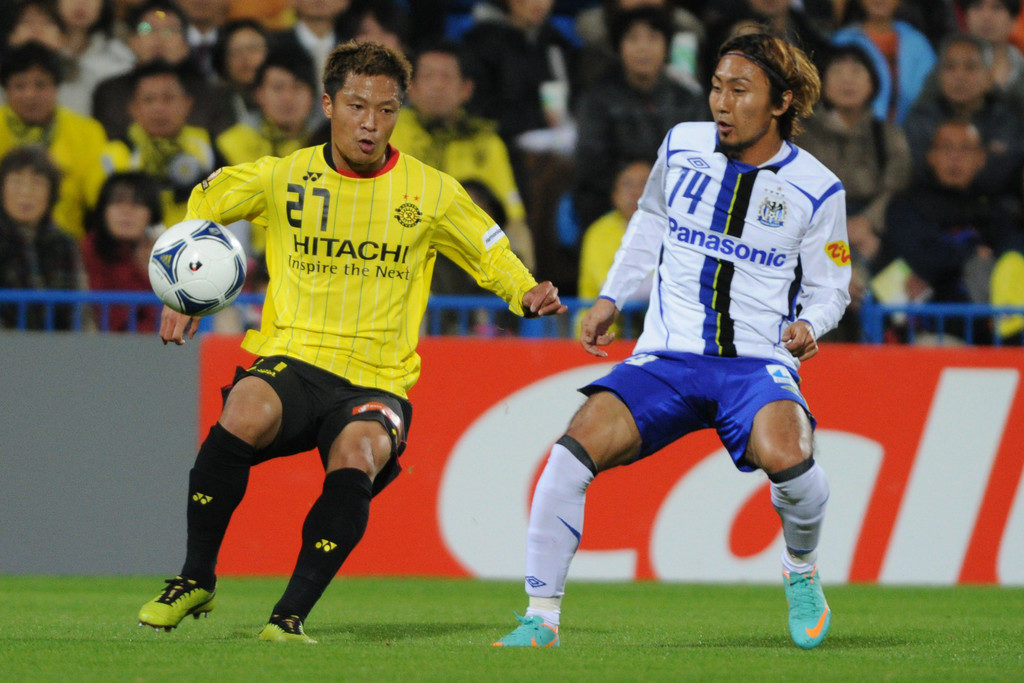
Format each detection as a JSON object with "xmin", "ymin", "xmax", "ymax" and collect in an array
[{"xmin": 494, "ymin": 33, "xmax": 851, "ymax": 650}]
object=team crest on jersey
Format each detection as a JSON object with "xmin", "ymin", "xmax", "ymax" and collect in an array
[
  {"xmin": 394, "ymin": 202, "xmax": 422, "ymax": 228},
  {"xmin": 756, "ymin": 189, "xmax": 787, "ymax": 228}
]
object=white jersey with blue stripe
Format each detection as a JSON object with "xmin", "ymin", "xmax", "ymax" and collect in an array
[{"xmin": 600, "ymin": 121, "xmax": 851, "ymax": 370}]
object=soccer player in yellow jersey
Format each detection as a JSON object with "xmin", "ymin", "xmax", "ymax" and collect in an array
[{"xmin": 138, "ymin": 41, "xmax": 568, "ymax": 643}]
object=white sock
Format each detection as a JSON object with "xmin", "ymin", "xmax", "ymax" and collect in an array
[
  {"xmin": 525, "ymin": 597, "xmax": 561, "ymax": 626},
  {"xmin": 770, "ymin": 461, "xmax": 829, "ymax": 572},
  {"xmin": 522, "ymin": 444, "xmax": 594, "ymax": 626}
]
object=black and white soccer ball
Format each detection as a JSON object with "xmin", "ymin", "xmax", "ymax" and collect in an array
[{"xmin": 148, "ymin": 219, "xmax": 247, "ymax": 316}]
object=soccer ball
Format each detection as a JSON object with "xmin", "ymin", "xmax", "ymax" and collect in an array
[{"xmin": 148, "ymin": 219, "xmax": 247, "ymax": 316}]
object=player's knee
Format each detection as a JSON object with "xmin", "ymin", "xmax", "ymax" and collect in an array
[
  {"xmin": 325, "ymin": 422, "xmax": 391, "ymax": 478},
  {"xmin": 565, "ymin": 392, "xmax": 640, "ymax": 471},
  {"xmin": 220, "ymin": 378, "xmax": 282, "ymax": 447},
  {"xmin": 756, "ymin": 443, "xmax": 812, "ymax": 477}
]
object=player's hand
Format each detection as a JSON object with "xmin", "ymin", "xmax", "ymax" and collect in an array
[
  {"xmin": 580, "ymin": 298, "xmax": 619, "ymax": 357},
  {"xmin": 159, "ymin": 306, "xmax": 199, "ymax": 345},
  {"xmin": 782, "ymin": 319, "xmax": 817, "ymax": 361},
  {"xmin": 522, "ymin": 281, "xmax": 568, "ymax": 318}
]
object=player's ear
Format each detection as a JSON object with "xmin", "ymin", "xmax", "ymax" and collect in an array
[
  {"xmin": 322, "ymin": 92, "xmax": 333, "ymax": 119},
  {"xmin": 772, "ymin": 89, "xmax": 794, "ymax": 118}
]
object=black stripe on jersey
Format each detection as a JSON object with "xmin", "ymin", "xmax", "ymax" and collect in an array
[
  {"xmin": 787, "ymin": 256, "xmax": 803, "ymax": 320},
  {"xmin": 723, "ymin": 169, "xmax": 762, "ymax": 238},
  {"xmin": 712, "ymin": 259, "xmax": 738, "ymax": 357}
]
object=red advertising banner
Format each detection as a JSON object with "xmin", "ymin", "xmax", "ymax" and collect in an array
[{"xmin": 199, "ymin": 337, "xmax": 1024, "ymax": 585}]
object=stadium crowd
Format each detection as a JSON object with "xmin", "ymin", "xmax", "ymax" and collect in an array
[{"xmin": 2, "ymin": 0, "xmax": 1024, "ymax": 343}]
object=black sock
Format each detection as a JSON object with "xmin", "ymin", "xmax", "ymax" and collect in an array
[
  {"xmin": 272, "ymin": 468, "xmax": 372, "ymax": 620},
  {"xmin": 180, "ymin": 424, "xmax": 253, "ymax": 590}
]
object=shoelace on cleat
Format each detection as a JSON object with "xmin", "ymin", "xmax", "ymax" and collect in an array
[
  {"xmin": 271, "ymin": 614, "xmax": 304, "ymax": 634},
  {"xmin": 787, "ymin": 573, "xmax": 824, "ymax": 620},
  {"xmin": 155, "ymin": 577, "xmax": 196, "ymax": 605}
]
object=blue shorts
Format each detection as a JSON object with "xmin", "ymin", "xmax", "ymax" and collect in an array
[{"xmin": 582, "ymin": 351, "xmax": 815, "ymax": 471}]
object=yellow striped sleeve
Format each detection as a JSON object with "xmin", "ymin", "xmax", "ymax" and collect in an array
[
  {"xmin": 432, "ymin": 178, "xmax": 537, "ymax": 316},
  {"xmin": 185, "ymin": 157, "xmax": 270, "ymax": 225}
]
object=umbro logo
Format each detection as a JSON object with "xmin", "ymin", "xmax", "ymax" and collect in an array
[
  {"xmin": 191, "ymin": 493, "xmax": 212, "ymax": 505},
  {"xmin": 315, "ymin": 539, "xmax": 337, "ymax": 552},
  {"xmin": 525, "ymin": 576, "xmax": 547, "ymax": 588},
  {"xmin": 303, "ymin": 172, "xmax": 321, "ymax": 181},
  {"xmin": 688, "ymin": 156, "xmax": 710, "ymax": 169}
]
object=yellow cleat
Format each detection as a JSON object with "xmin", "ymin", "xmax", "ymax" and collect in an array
[
  {"xmin": 138, "ymin": 576, "xmax": 215, "ymax": 631},
  {"xmin": 258, "ymin": 614, "xmax": 318, "ymax": 644}
]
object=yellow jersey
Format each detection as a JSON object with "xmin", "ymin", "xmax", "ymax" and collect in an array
[
  {"xmin": 390, "ymin": 108, "xmax": 526, "ymax": 223},
  {"xmin": 0, "ymin": 105, "xmax": 107, "ymax": 239},
  {"xmin": 102, "ymin": 123, "xmax": 216, "ymax": 226},
  {"xmin": 578, "ymin": 210, "xmax": 628, "ymax": 299},
  {"xmin": 215, "ymin": 121, "xmax": 309, "ymax": 256},
  {"xmin": 216, "ymin": 121, "xmax": 307, "ymax": 166},
  {"xmin": 186, "ymin": 143, "xmax": 537, "ymax": 398}
]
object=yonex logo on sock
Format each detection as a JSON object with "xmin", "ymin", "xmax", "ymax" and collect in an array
[
  {"xmin": 525, "ymin": 576, "xmax": 547, "ymax": 588},
  {"xmin": 191, "ymin": 493, "xmax": 212, "ymax": 505},
  {"xmin": 315, "ymin": 539, "xmax": 337, "ymax": 552}
]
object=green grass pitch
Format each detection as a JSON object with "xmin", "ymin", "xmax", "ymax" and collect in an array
[{"xmin": 2, "ymin": 576, "xmax": 1022, "ymax": 680}]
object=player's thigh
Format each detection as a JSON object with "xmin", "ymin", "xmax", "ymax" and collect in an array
[
  {"xmin": 220, "ymin": 375, "xmax": 283, "ymax": 449},
  {"xmin": 324, "ymin": 420, "xmax": 394, "ymax": 478},
  {"xmin": 745, "ymin": 400, "xmax": 814, "ymax": 474},
  {"xmin": 565, "ymin": 391, "xmax": 642, "ymax": 472},
  {"xmin": 318, "ymin": 393, "xmax": 410, "ymax": 483}
]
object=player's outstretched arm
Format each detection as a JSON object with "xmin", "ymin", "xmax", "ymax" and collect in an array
[
  {"xmin": 782, "ymin": 319, "xmax": 818, "ymax": 361},
  {"xmin": 580, "ymin": 297, "xmax": 618, "ymax": 357},
  {"xmin": 159, "ymin": 306, "xmax": 200, "ymax": 345},
  {"xmin": 521, "ymin": 281, "xmax": 569, "ymax": 318}
]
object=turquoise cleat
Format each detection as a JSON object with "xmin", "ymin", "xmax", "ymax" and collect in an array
[
  {"xmin": 784, "ymin": 567, "xmax": 831, "ymax": 649},
  {"xmin": 492, "ymin": 614, "xmax": 560, "ymax": 647}
]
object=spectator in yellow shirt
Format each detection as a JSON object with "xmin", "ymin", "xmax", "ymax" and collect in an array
[
  {"xmin": 390, "ymin": 40, "xmax": 536, "ymax": 270},
  {"xmin": 577, "ymin": 160, "xmax": 652, "ymax": 338},
  {"xmin": 100, "ymin": 61, "xmax": 217, "ymax": 226},
  {"xmin": 216, "ymin": 51, "xmax": 317, "ymax": 166},
  {"xmin": 216, "ymin": 51, "xmax": 317, "ymax": 256},
  {"xmin": 0, "ymin": 42, "xmax": 108, "ymax": 239}
]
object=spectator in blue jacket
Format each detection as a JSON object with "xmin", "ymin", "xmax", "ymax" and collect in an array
[{"xmin": 833, "ymin": 0, "xmax": 937, "ymax": 123}]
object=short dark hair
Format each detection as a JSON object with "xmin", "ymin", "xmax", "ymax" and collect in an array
[
  {"xmin": 322, "ymin": 40, "xmax": 413, "ymax": 100},
  {"xmin": 210, "ymin": 19, "xmax": 267, "ymax": 83},
  {"xmin": 128, "ymin": 60, "xmax": 187, "ymax": 98},
  {"xmin": 254, "ymin": 50, "xmax": 317, "ymax": 93},
  {"xmin": 412, "ymin": 39, "xmax": 468, "ymax": 79},
  {"xmin": 962, "ymin": 0, "xmax": 1021, "ymax": 16},
  {"xmin": 609, "ymin": 6, "xmax": 674, "ymax": 57},
  {"xmin": 126, "ymin": 0, "xmax": 187, "ymax": 36},
  {"xmin": 822, "ymin": 44, "xmax": 881, "ymax": 102},
  {"xmin": 336, "ymin": 0, "xmax": 411, "ymax": 46},
  {"xmin": 0, "ymin": 41, "xmax": 64, "ymax": 87},
  {"xmin": 0, "ymin": 146, "xmax": 63, "ymax": 220}
]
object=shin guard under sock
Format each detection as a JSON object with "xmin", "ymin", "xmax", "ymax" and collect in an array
[
  {"xmin": 181, "ymin": 424, "xmax": 254, "ymax": 589},
  {"xmin": 769, "ymin": 460, "xmax": 829, "ymax": 565},
  {"xmin": 523, "ymin": 440, "xmax": 595, "ymax": 625},
  {"xmin": 273, "ymin": 468, "xmax": 372, "ymax": 620}
]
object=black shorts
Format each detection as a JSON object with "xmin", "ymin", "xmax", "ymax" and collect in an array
[{"xmin": 222, "ymin": 355, "xmax": 413, "ymax": 496}]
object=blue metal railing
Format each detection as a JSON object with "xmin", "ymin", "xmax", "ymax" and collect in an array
[
  {"xmin": 2, "ymin": 289, "xmax": 1023, "ymax": 345},
  {"xmin": 0, "ymin": 289, "xmax": 647, "ymax": 338},
  {"xmin": 858, "ymin": 295, "xmax": 1024, "ymax": 345}
]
